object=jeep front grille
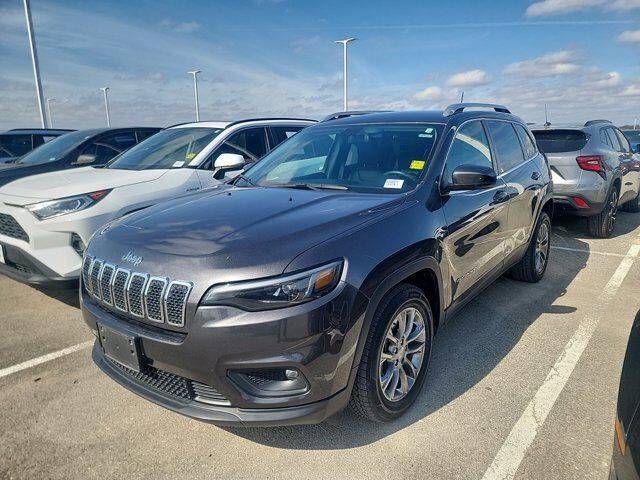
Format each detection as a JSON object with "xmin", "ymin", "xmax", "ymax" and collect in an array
[{"xmin": 83, "ymin": 255, "xmax": 192, "ymax": 328}]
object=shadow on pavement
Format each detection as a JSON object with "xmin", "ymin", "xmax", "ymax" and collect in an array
[
  {"xmin": 224, "ymin": 228, "xmax": 589, "ymax": 449},
  {"xmin": 34, "ymin": 285, "xmax": 80, "ymax": 308}
]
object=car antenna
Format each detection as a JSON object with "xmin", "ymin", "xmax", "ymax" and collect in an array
[
  {"xmin": 544, "ymin": 104, "xmax": 551, "ymax": 127},
  {"xmin": 460, "ymin": 91, "xmax": 464, "ymax": 102}
]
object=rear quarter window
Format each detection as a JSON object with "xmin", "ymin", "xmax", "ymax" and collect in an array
[{"xmin": 532, "ymin": 129, "xmax": 588, "ymax": 153}]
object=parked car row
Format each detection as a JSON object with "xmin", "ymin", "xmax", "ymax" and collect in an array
[
  {"xmin": 0, "ymin": 104, "xmax": 638, "ymax": 427},
  {"xmin": 0, "ymin": 128, "xmax": 74, "ymax": 165}
]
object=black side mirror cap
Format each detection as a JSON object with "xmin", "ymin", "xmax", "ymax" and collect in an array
[{"xmin": 447, "ymin": 164, "xmax": 497, "ymax": 191}]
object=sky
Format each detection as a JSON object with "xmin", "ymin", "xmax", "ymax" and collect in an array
[{"xmin": 1, "ymin": 0, "xmax": 640, "ymax": 130}]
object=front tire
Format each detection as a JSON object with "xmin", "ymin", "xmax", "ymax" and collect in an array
[
  {"xmin": 507, "ymin": 212, "xmax": 551, "ymax": 283},
  {"xmin": 588, "ymin": 188, "xmax": 618, "ymax": 238},
  {"xmin": 349, "ymin": 284, "xmax": 433, "ymax": 422}
]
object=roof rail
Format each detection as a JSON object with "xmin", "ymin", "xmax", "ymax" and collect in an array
[
  {"xmin": 584, "ymin": 119, "xmax": 612, "ymax": 127},
  {"xmin": 321, "ymin": 111, "xmax": 391, "ymax": 122},
  {"xmin": 443, "ymin": 103, "xmax": 511, "ymax": 117},
  {"xmin": 7, "ymin": 128, "xmax": 74, "ymax": 132},
  {"xmin": 225, "ymin": 117, "xmax": 316, "ymax": 128}
]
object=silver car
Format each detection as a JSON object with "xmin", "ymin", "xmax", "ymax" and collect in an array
[{"xmin": 532, "ymin": 120, "xmax": 640, "ymax": 237}]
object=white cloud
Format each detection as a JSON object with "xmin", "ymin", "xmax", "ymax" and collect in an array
[
  {"xmin": 446, "ymin": 69, "xmax": 490, "ymax": 88},
  {"xmin": 413, "ymin": 86, "xmax": 443, "ymax": 102},
  {"xmin": 620, "ymin": 85, "xmax": 640, "ymax": 96},
  {"xmin": 593, "ymin": 71, "xmax": 622, "ymax": 88},
  {"xmin": 526, "ymin": 0, "xmax": 640, "ymax": 16},
  {"xmin": 617, "ymin": 29, "xmax": 640, "ymax": 43},
  {"xmin": 504, "ymin": 50, "xmax": 581, "ymax": 77},
  {"xmin": 292, "ymin": 35, "xmax": 321, "ymax": 53},
  {"xmin": 159, "ymin": 19, "xmax": 200, "ymax": 33}
]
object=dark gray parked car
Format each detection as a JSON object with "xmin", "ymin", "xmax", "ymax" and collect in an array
[
  {"xmin": 532, "ymin": 120, "xmax": 640, "ymax": 238},
  {"xmin": 80, "ymin": 104, "xmax": 553, "ymax": 425},
  {"xmin": 0, "ymin": 128, "xmax": 74, "ymax": 164}
]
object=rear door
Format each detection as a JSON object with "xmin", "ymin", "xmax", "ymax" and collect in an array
[
  {"xmin": 441, "ymin": 120, "xmax": 510, "ymax": 304},
  {"xmin": 486, "ymin": 120, "xmax": 541, "ymax": 254},
  {"xmin": 613, "ymin": 127, "xmax": 640, "ymax": 203}
]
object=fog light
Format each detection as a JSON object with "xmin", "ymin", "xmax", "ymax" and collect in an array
[
  {"xmin": 229, "ymin": 368, "xmax": 309, "ymax": 398},
  {"xmin": 285, "ymin": 369, "xmax": 299, "ymax": 379},
  {"xmin": 70, "ymin": 233, "xmax": 86, "ymax": 256}
]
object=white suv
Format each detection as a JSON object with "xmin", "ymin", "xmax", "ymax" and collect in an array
[{"xmin": 0, "ymin": 118, "xmax": 314, "ymax": 287}]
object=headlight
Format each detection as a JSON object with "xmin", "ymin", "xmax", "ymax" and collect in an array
[
  {"xmin": 201, "ymin": 260, "xmax": 343, "ymax": 311},
  {"xmin": 25, "ymin": 190, "xmax": 111, "ymax": 221}
]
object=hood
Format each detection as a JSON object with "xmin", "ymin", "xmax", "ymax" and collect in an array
[
  {"xmin": 0, "ymin": 167, "xmax": 168, "ymax": 200},
  {"xmin": 90, "ymin": 186, "xmax": 403, "ymax": 285}
]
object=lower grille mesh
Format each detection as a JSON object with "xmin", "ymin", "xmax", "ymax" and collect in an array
[{"xmin": 104, "ymin": 356, "xmax": 229, "ymax": 405}]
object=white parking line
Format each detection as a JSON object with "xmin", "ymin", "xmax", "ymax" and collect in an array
[
  {"xmin": 0, "ymin": 341, "xmax": 93, "ymax": 380},
  {"xmin": 551, "ymin": 245, "xmax": 628, "ymax": 258},
  {"xmin": 482, "ymin": 242, "xmax": 640, "ymax": 480}
]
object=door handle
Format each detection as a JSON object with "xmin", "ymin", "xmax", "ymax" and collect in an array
[
  {"xmin": 531, "ymin": 171, "xmax": 541, "ymax": 180},
  {"xmin": 492, "ymin": 190, "xmax": 510, "ymax": 204}
]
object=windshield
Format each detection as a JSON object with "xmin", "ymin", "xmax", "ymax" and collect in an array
[
  {"xmin": 108, "ymin": 127, "xmax": 222, "ymax": 171},
  {"xmin": 623, "ymin": 130, "xmax": 640, "ymax": 142},
  {"xmin": 17, "ymin": 130, "xmax": 90, "ymax": 166},
  {"xmin": 239, "ymin": 123, "xmax": 442, "ymax": 194}
]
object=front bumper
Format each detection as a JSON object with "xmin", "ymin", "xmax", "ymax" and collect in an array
[
  {"xmin": 0, "ymin": 242, "xmax": 77, "ymax": 288},
  {"xmin": 82, "ymin": 282, "xmax": 368, "ymax": 426}
]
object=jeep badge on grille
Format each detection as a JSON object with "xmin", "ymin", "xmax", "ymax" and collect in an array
[{"xmin": 121, "ymin": 251, "xmax": 143, "ymax": 267}]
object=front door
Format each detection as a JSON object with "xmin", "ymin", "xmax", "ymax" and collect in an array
[{"xmin": 441, "ymin": 120, "xmax": 511, "ymax": 305}]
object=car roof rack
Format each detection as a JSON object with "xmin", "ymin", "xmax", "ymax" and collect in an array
[
  {"xmin": 584, "ymin": 119, "xmax": 612, "ymax": 127},
  {"xmin": 321, "ymin": 111, "xmax": 391, "ymax": 122},
  {"xmin": 443, "ymin": 103, "xmax": 511, "ymax": 117},
  {"xmin": 6, "ymin": 128, "xmax": 74, "ymax": 132}
]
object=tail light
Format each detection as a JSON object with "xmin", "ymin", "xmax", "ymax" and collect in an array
[{"xmin": 576, "ymin": 155, "xmax": 604, "ymax": 173}]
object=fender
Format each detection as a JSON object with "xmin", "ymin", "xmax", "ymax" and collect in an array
[{"xmin": 346, "ymin": 254, "xmax": 444, "ymax": 384}]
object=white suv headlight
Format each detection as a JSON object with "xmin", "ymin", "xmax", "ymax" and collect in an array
[{"xmin": 25, "ymin": 189, "xmax": 111, "ymax": 221}]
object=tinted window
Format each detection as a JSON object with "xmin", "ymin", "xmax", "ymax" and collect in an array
[
  {"xmin": 95, "ymin": 144, "xmax": 120, "ymax": 163},
  {"xmin": 0, "ymin": 134, "xmax": 32, "ymax": 156},
  {"xmin": 623, "ymin": 130, "xmax": 640, "ymax": 142},
  {"xmin": 241, "ymin": 123, "xmax": 441, "ymax": 194},
  {"xmin": 532, "ymin": 129, "xmax": 588, "ymax": 153},
  {"xmin": 271, "ymin": 126, "xmax": 304, "ymax": 146},
  {"xmin": 486, "ymin": 121, "xmax": 526, "ymax": 173},
  {"xmin": 615, "ymin": 129, "xmax": 631, "ymax": 152},
  {"xmin": 17, "ymin": 130, "xmax": 96, "ymax": 166},
  {"xmin": 223, "ymin": 128, "xmax": 268, "ymax": 161},
  {"xmin": 514, "ymin": 124, "xmax": 537, "ymax": 159},
  {"xmin": 108, "ymin": 127, "xmax": 222, "ymax": 171},
  {"xmin": 606, "ymin": 128, "xmax": 622, "ymax": 151},
  {"xmin": 444, "ymin": 121, "xmax": 493, "ymax": 183},
  {"xmin": 136, "ymin": 130, "xmax": 157, "ymax": 142},
  {"xmin": 100, "ymin": 132, "xmax": 136, "ymax": 151},
  {"xmin": 600, "ymin": 129, "xmax": 612, "ymax": 147}
]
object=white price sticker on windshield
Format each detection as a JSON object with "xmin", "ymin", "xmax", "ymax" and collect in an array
[
  {"xmin": 384, "ymin": 179, "xmax": 404, "ymax": 189},
  {"xmin": 172, "ymin": 161, "xmax": 185, "ymax": 168}
]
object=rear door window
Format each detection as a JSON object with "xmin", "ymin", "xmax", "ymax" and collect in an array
[
  {"xmin": 514, "ymin": 124, "xmax": 537, "ymax": 159},
  {"xmin": 443, "ymin": 120, "xmax": 493, "ymax": 184},
  {"xmin": 217, "ymin": 127, "xmax": 268, "ymax": 163},
  {"xmin": 615, "ymin": 128, "xmax": 632, "ymax": 152},
  {"xmin": 605, "ymin": 128, "xmax": 622, "ymax": 152},
  {"xmin": 486, "ymin": 121, "xmax": 525, "ymax": 174},
  {"xmin": 533, "ymin": 129, "xmax": 589, "ymax": 153},
  {"xmin": 270, "ymin": 126, "xmax": 304, "ymax": 147}
]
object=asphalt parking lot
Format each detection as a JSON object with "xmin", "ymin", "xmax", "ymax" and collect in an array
[{"xmin": 1, "ymin": 212, "xmax": 639, "ymax": 480}]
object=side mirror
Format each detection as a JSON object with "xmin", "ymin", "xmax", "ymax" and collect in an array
[
  {"xmin": 448, "ymin": 164, "xmax": 497, "ymax": 191},
  {"xmin": 213, "ymin": 153, "xmax": 245, "ymax": 180},
  {"xmin": 74, "ymin": 153, "xmax": 96, "ymax": 165}
]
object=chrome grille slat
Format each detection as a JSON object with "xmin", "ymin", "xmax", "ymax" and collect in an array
[
  {"xmin": 86, "ymin": 257, "xmax": 191, "ymax": 327},
  {"xmin": 127, "ymin": 273, "xmax": 148, "ymax": 318},
  {"xmin": 112, "ymin": 268, "xmax": 130, "ymax": 312},
  {"xmin": 164, "ymin": 281, "xmax": 192, "ymax": 327},
  {"xmin": 90, "ymin": 260, "xmax": 103, "ymax": 299},
  {"xmin": 144, "ymin": 277, "xmax": 168, "ymax": 323},
  {"xmin": 100, "ymin": 264, "xmax": 115, "ymax": 305}
]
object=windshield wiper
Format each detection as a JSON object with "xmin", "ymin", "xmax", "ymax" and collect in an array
[
  {"xmin": 271, "ymin": 183, "xmax": 348, "ymax": 191},
  {"xmin": 230, "ymin": 173, "xmax": 257, "ymax": 187}
]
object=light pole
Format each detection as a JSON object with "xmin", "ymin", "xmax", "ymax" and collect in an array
[
  {"xmin": 23, "ymin": 0, "xmax": 47, "ymax": 128},
  {"xmin": 188, "ymin": 70, "xmax": 201, "ymax": 122},
  {"xmin": 46, "ymin": 98, "xmax": 54, "ymax": 127},
  {"xmin": 334, "ymin": 38, "xmax": 356, "ymax": 111},
  {"xmin": 100, "ymin": 87, "xmax": 111, "ymax": 127}
]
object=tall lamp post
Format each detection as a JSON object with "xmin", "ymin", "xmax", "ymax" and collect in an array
[
  {"xmin": 188, "ymin": 70, "xmax": 201, "ymax": 122},
  {"xmin": 334, "ymin": 38, "xmax": 356, "ymax": 111},
  {"xmin": 46, "ymin": 98, "xmax": 54, "ymax": 127},
  {"xmin": 100, "ymin": 87, "xmax": 111, "ymax": 127},
  {"xmin": 23, "ymin": 0, "xmax": 47, "ymax": 128}
]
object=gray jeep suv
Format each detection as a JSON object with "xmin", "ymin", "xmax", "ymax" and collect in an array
[
  {"xmin": 532, "ymin": 120, "xmax": 640, "ymax": 238},
  {"xmin": 81, "ymin": 104, "xmax": 553, "ymax": 425}
]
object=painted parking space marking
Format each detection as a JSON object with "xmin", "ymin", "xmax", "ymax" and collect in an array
[
  {"xmin": 482, "ymin": 241, "xmax": 640, "ymax": 480},
  {"xmin": 0, "ymin": 341, "xmax": 93, "ymax": 380},
  {"xmin": 551, "ymin": 245, "xmax": 630, "ymax": 258}
]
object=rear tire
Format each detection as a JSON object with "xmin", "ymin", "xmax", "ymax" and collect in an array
[
  {"xmin": 621, "ymin": 190, "xmax": 640, "ymax": 213},
  {"xmin": 588, "ymin": 188, "xmax": 618, "ymax": 238},
  {"xmin": 507, "ymin": 212, "xmax": 551, "ymax": 283},
  {"xmin": 349, "ymin": 284, "xmax": 433, "ymax": 422}
]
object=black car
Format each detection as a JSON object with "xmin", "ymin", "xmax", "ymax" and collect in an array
[
  {"xmin": 610, "ymin": 312, "xmax": 640, "ymax": 479},
  {"xmin": 0, "ymin": 128, "xmax": 75, "ymax": 164},
  {"xmin": 81, "ymin": 104, "xmax": 553, "ymax": 425},
  {"xmin": 0, "ymin": 127, "xmax": 160, "ymax": 187}
]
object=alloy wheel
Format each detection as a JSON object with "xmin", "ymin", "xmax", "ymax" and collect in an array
[
  {"xmin": 378, "ymin": 307, "xmax": 426, "ymax": 402},
  {"xmin": 535, "ymin": 220, "xmax": 550, "ymax": 274},
  {"xmin": 607, "ymin": 191, "xmax": 618, "ymax": 234}
]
